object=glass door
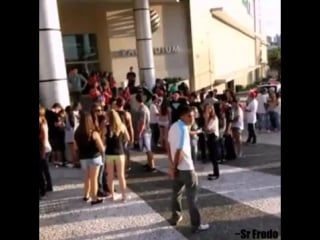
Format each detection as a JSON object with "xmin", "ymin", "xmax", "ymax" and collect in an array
[
  {"xmin": 66, "ymin": 61, "xmax": 100, "ymax": 76},
  {"xmin": 63, "ymin": 33, "xmax": 100, "ymax": 76}
]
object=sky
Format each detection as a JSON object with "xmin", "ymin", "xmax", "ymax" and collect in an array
[{"xmin": 259, "ymin": 0, "xmax": 281, "ymax": 37}]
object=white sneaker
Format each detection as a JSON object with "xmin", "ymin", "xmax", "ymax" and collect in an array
[
  {"xmin": 112, "ymin": 193, "xmax": 119, "ymax": 201},
  {"xmin": 66, "ymin": 163, "xmax": 74, "ymax": 168},
  {"xmin": 122, "ymin": 194, "xmax": 131, "ymax": 203},
  {"xmin": 192, "ymin": 224, "xmax": 210, "ymax": 233}
]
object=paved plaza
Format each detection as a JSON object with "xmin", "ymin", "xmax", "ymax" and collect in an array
[{"xmin": 40, "ymin": 132, "xmax": 281, "ymax": 240}]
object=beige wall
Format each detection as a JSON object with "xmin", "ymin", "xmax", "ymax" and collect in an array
[
  {"xmin": 58, "ymin": 0, "xmax": 266, "ymax": 90},
  {"xmin": 58, "ymin": 3, "xmax": 112, "ymax": 71},
  {"xmin": 188, "ymin": 0, "xmax": 215, "ymax": 91},
  {"xmin": 59, "ymin": 4, "xmax": 96, "ymax": 34},
  {"xmin": 188, "ymin": 0, "xmax": 260, "ymax": 91},
  {"xmin": 210, "ymin": 17, "xmax": 255, "ymax": 79},
  {"xmin": 261, "ymin": 43, "xmax": 268, "ymax": 64},
  {"xmin": 58, "ymin": 2, "xmax": 190, "ymax": 85},
  {"xmin": 221, "ymin": 0, "xmax": 255, "ymax": 32}
]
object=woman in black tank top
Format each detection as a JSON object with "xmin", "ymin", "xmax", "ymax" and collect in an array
[
  {"xmin": 75, "ymin": 113, "xmax": 105, "ymax": 205},
  {"xmin": 105, "ymin": 110, "xmax": 130, "ymax": 202}
]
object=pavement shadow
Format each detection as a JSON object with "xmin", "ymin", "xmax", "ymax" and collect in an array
[
  {"xmin": 40, "ymin": 154, "xmax": 280, "ymax": 239},
  {"xmin": 221, "ymin": 144, "xmax": 281, "ymax": 176},
  {"xmin": 129, "ymin": 161, "xmax": 280, "ymax": 203},
  {"xmin": 48, "ymin": 166, "xmax": 83, "ymax": 188},
  {"xmin": 40, "ymin": 198, "xmax": 163, "ymax": 228},
  {"xmin": 127, "ymin": 162, "xmax": 280, "ymax": 240},
  {"xmin": 175, "ymin": 216, "xmax": 281, "ymax": 240},
  {"xmin": 62, "ymin": 220, "xmax": 180, "ymax": 240}
]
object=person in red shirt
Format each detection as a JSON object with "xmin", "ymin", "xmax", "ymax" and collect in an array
[
  {"xmin": 119, "ymin": 86, "xmax": 131, "ymax": 103},
  {"xmin": 88, "ymin": 72, "xmax": 99, "ymax": 88},
  {"xmin": 102, "ymin": 82, "xmax": 113, "ymax": 106},
  {"xmin": 89, "ymin": 82, "xmax": 101, "ymax": 101}
]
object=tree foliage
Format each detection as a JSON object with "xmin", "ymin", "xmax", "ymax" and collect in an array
[
  {"xmin": 268, "ymin": 48, "xmax": 281, "ymax": 80},
  {"xmin": 268, "ymin": 48, "xmax": 281, "ymax": 70}
]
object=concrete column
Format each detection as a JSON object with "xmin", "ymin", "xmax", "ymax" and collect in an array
[
  {"xmin": 133, "ymin": 0, "xmax": 156, "ymax": 89},
  {"xmin": 39, "ymin": 0, "xmax": 70, "ymax": 108}
]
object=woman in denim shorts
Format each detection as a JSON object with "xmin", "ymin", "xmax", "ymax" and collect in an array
[{"xmin": 75, "ymin": 113, "xmax": 105, "ymax": 205}]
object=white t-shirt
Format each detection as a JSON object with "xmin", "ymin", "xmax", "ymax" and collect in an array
[
  {"xmin": 256, "ymin": 93, "xmax": 268, "ymax": 114},
  {"xmin": 168, "ymin": 120, "xmax": 194, "ymax": 171},
  {"xmin": 64, "ymin": 111, "xmax": 80, "ymax": 143},
  {"xmin": 232, "ymin": 107, "xmax": 244, "ymax": 130},
  {"xmin": 246, "ymin": 99, "xmax": 258, "ymax": 124},
  {"xmin": 149, "ymin": 103, "xmax": 159, "ymax": 124},
  {"xmin": 207, "ymin": 117, "xmax": 219, "ymax": 137}
]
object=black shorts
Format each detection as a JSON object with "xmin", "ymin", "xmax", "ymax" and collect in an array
[{"xmin": 50, "ymin": 138, "xmax": 64, "ymax": 152}]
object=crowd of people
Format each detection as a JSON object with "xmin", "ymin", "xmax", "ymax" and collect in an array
[{"xmin": 39, "ymin": 68, "xmax": 281, "ymax": 232}]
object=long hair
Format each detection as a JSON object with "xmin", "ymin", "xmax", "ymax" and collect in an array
[
  {"xmin": 108, "ymin": 109, "xmax": 123, "ymax": 137},
  {"xmin": 75, "ymin": 112, "xmax": 96, "ymax": 141},
  {"xmin": 204, "ymin": 103, "xmax": 216, "ymax": 120},
  {"xmin": 39, "ymin": 105, "xmax": 47, "ymax": 125},
  {"xmin": 160, "ymin": 98, "xmax": 169, "ymax": 116},
  {"xmin": 90, "ymin": 102, "xmax": 102, "ymax": 131}
]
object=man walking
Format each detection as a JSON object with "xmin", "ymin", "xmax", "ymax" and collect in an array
[{"xmin": 167, "ymin": 104, "xmax": 209, "ymax": 233}]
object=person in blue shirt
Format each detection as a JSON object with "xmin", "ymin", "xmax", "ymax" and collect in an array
[{"xmin": 68, "ymin": 68, "xmax": 88, "ymax": 103}]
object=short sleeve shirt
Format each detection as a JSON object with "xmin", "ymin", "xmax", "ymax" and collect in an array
[{"xmin": 138, "ymin": 104, "xmax": 151, "ymax": 134}]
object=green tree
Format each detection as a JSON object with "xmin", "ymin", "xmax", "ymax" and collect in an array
[
  {"xmin": 268, "ymin": 48, "xmax": 281, "ymax": 69},
  {"xmin": 268, "ymin": 48, "xmax": 281, "ymax": 80}
]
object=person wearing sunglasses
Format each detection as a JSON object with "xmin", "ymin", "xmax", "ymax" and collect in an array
[{"xmin": 91, "ymin": 103, "xmax": 109, "ymax": 198}]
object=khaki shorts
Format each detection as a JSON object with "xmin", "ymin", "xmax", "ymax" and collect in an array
[{"xmin": 105, "ymin": 155, "xmax": 125, "ymax": 164}]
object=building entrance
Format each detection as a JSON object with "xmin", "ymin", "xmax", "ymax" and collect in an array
[
  {"xmin": 63, "ymin": 33, "xmax": 100, "ymax": 76},
  {"xmin": 66, "ymin": 61, "xmax": 100, "ymax": 76}
]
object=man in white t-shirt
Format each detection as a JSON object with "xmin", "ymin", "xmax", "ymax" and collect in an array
[
  {"xmin": 256, "ymin": 88, "xmax": 269, "ymax": 131},
  {"xmin": 167, "ymin": 105, "xmax": 209, "ymax": 233},
  {"xmin": 245, "ymin": 92, "xmax": 258, "ymax": 144}
]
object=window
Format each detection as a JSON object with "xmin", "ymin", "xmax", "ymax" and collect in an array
[
  {"xmin": 62, "ymin": 34, "xmax": 99, "ymax": 62},
  {"xmin": 242, "ymin": 0, "xmax": 251, "ymax": 15},
  {"xmin": 66, "ymin": 62, "xmax": 100, "ymax": 75}
]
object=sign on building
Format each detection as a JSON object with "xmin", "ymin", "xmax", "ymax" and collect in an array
[{"xmin": 119, "ymin": 45, "xmax": 180, "ymax": 57}]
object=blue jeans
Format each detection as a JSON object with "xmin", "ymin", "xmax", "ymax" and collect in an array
[
  {"xmin": 139, "ymin": 132, "xmax": 152, "ymax": 152},
  {"xmin": 256, "ymin": 113, "xmax": 269, "ymax": 130},
  {"xmin": 268, "ymin": 111, "xmax": 280, "ymax": 130},
  {"xmin": 98, "ymin": 156, "xmax": 108, "ymax": 193}
]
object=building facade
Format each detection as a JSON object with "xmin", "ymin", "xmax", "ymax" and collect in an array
[{"xmin": 40, "ymin": 0, "xmax": 268, "ymax": 107}]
